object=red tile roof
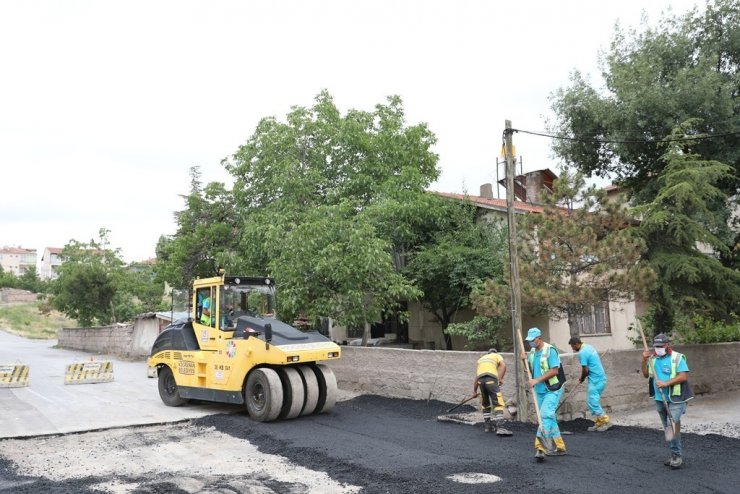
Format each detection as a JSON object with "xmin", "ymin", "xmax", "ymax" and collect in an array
[{"xmin": 432, "ymin": 191, "xmax": 545, "ymax": 214}]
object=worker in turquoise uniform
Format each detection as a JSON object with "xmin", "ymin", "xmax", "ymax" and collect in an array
[
  {"xmin": 525, "ymin": 327, "xmax": 567, "ymax": 460},
  {"xmin": 201, "ymin": 294, "xmax": 213, "ymax": 326},
  {"xmin": 641, "ymin": 333, "xmax": 693, "ymax": 470},
  {"xmin": 568, "ymin": 336, "xmax": 611, "ymax": 432}
]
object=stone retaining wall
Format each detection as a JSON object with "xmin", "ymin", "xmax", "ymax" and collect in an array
[
  {"xmin": 57, "ymin": 321, "xmax": 159, "ymax": 358},
  {"xmin": 57, "ymin": 323, "xmax": 740, "ymax": 417},
  {"xmin": 58, "ymin": 325, "xmax": 137, "ymax": 357},
  {"xmin": 0, "ymin": 288, "xmax": 37, "ymax": 303},
  {"xmin": 325, "ymin": 342, "xmax": 740, "ymax": 419}
]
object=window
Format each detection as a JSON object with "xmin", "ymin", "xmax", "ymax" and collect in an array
[{"xmin": 576, "ymin": 298, "xmax": 611, "ymax": 335}]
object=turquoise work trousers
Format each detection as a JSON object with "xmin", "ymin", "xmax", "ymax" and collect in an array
[
  {"xmin": 535, "ymin": 388, "xmax": 564, "ymax": 439},
  {"xmin": 587, "ymin": 379, "xmax": 607, "ymax": 417}
]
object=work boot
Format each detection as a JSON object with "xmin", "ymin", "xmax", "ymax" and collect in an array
[
  {"xmin": 587, "ymin": 416, "xmax": 602, "ymax": 432},
  {"xmin": 535, "ymin": 450, "xmax": 545, "ymax": 462},
  {"xmin": 595, "ymin": 419, "xmax": 612, "ymax": 432},
  {"xmin": 494, "ymin": 418, "xmax": 512, "ymax": 436},
  {"xmin": 484, "ymin": 419, "xmax": 493, "ymax": 433}
]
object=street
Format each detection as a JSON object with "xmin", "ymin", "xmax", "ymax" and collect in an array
[{"xmin": 2, "ymin": 330, "xmax": 740, "ymax": 493}]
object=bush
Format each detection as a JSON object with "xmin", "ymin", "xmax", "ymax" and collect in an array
[{"xmin": 678, "ymin": 314, "xmax": 740, "ymax": 344}]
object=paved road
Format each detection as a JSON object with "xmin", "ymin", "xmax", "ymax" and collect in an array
[
  {"xmin": 2, "ymin": 330, "xmax": 740, "ymax": 493},
  {"xmin": 0, "ymin": 330, "xmax": 235, "ymax": 438},
  {"xmin": 2, "ymin": 395, "xmax": 740, "ymax": 493}
]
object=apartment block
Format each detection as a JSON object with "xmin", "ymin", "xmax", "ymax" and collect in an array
[{"xmin": 0, "ymin": 246, "xmax": 38, "ymax": 276}]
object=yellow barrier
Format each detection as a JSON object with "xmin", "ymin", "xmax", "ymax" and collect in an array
[
  {"xmin": 0, "ymin": 364, "xmax": 30, "ymax": 388},
  {"xmin": 64, "ymin": 360, "xmax": 114, "ymax": 385}
]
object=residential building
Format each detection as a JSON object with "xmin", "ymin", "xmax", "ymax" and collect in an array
[
  {"xmin": 405, "ymin": 170, "xmax": 643, "ymax": 352},
  {"xmin": 0, "ymin": 246, "xmax": 37, "ymax": 276},
  {"xmin": 40, "ymin": 247, "xmax": 64, "ymax": 280}
]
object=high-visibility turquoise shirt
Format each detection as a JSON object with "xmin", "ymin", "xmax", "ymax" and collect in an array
[
  {"xmin": 530, "ymin": 344, "xmax": 561, "ymax": 394},
  {"xmin": 578, "ymin": 343, "xmax": 606, "ymax": 383}
]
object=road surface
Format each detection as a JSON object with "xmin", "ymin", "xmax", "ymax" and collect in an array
[{"xmin": 2, "ymin": 330, "xmax": 739, "ymax": 493}]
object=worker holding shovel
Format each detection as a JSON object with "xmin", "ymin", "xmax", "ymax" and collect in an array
[
  {"xmin": 525, "ymin": 328, "xmax": 567, "ymax": 459},
  {"xmin": 640, "ymin": 332, "xmax": 693, "ymax": 470},
  {"xmin": 473, "ymin": 348, "xmax": 513, "ymax": 436},
  {"xmin": 568, "ymin": 336, "xmax": 612, "ymax": 432}
]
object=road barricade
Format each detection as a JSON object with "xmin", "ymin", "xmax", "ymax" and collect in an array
[
  {"xmin": 64, "ymin": 360, "xmax": 114, "ymax": 385},
  {"xmin": 0, "ymin": 364, "xmax": 30, "ymax": 388}
]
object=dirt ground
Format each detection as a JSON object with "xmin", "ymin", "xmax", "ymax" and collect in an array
[{"xmin": 1, "ymin": 394, "xmax": 739, "ymax": 494}]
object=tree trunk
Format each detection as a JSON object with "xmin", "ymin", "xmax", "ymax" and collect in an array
[{"xmin": 361, "ymin": 322, "xmax": 370, "ymax": 346}]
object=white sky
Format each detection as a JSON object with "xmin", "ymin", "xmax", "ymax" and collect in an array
[{"xmin": 0, "ymin": 0, "xmax": 701, "ymax": 263}]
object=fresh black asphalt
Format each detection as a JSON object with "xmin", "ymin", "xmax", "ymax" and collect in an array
[{"xmin": 1, "ymin": 394, "xmax": 739, "ymax": 493}]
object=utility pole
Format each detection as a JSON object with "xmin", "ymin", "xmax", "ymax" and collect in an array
[{"xmin": 503, "ymin": 120, "xmax": 528, "ymax": 421}]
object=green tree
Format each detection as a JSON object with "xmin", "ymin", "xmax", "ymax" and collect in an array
[
  {"xmin": 634, "ymin": 127, "xmax": 740, "ymax": 332},
  {"xmin": 50, "ymin": 229, "xmax": 162, "ymax": 326},
  {"xmin": 18, "ymin": 266, "xmax": 47, "ymax": 293},
  {"xmin": 0, "ymin": 266, "xmax": 18, "ymax": 288},
  {"xmin": 549, "ymin": 0, "xmax": 739, "ymax": 267},
  {"xmin": 223, "ymin": 90, "xmax": 438, "ymax": 339},
  {"xmin": 50, "ymin": 232, "xmax": 121, "ymax": 326},
  {"xmin": 406, "ymin": 196, "xmax": 509, "ymax": 350},
  {"xmin": 472, "ymin": 169, "xmax": 655, "ymax": 336},
  {"xmin": 155, "ymin": 166, "xmax": 242, "ymax": 289}
]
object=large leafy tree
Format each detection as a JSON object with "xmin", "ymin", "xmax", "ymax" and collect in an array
[
  {"xmin": 635, "ymin": 127, "xmax": 740, "ymax": 332},
  {"xmin": 406, "ymin": 196, "xmax": 509, "ymax": 350},
  {"xmin": 549, "ymin": 0, "xmax": 739, "ymax": 268},
  {"xmin": 223, "ymin": 90, "xmax": 438, "ymax": 337},
  {"xmin": 472, "ymin": 169, "xmax": 655, "ymax": 336}
]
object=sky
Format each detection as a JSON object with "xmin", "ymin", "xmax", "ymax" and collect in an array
[{"xmin": 0, "ymin": 0, "xmax": 703, "ymax": 264}]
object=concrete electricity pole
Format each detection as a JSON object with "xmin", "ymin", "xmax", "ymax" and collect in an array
[{"xmin": 503, "ymin": 120, "xmax": 528, "ymax": 421}]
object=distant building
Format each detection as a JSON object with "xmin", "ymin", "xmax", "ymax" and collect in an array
[
  {"xmin": 0, "ymin": 246, "xmax": 37, "ymax": 276},
  {"xmin": 40, "ymin": 247, "xmax": 64, "ymax": 280}
]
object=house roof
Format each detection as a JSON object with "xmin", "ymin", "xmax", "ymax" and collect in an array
[
  {"xmin": 0, "ymin": 247, "xmax": 36, "ymax": 254},
  {"xmin": 432, "ymin": 191, "xmax": 546, "ymax": 214}
]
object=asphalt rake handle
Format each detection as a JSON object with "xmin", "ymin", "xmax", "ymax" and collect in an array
[
  {"xmin": 446, "ymin": 393, "xmax": 480, "ymax": 413},
  {"xmin": 554, "ymin": 379, "xmax": 583, "ymax": 414},
  {"xmin": 636, "ymin": 320, "xmax": 677, "ymax": 442}
]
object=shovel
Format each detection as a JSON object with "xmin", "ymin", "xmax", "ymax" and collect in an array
[
  {"xmin": 636, "ymin": 320, "xmax": 677, "ymax": 442},
  {"xmin": 446, "ymin": 393, "xmax": 480, "ymax": 413}
]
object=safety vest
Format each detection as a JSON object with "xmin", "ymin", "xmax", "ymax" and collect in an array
[
  {"xmin": 648, "ymin": 351, "xmax": 694, "ymax": 402},
  {"xmin": 528, "ymin": 342, "xmax": 565, "ymax": 391},
  {"xmin": 201, "ymin": 297, "xmax": 212, "ymax": 326},
  {"xmin": 476, "ymin": 353, "xmax": 502, "ymax": 380}
]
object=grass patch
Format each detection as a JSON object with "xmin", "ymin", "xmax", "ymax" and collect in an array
[{"xmin": 0, "ymin": 302, "xmax": 77, "ymax": 339}]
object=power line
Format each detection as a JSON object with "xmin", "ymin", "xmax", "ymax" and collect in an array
[{"xmin": 512, "ymin": 128, "xmax": 740, "ymax": 144}]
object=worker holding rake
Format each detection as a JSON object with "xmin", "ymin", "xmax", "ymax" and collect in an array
[
  {"xmin": 473, "ymin": 348, "xmax": 513, "ymax": 436},
  {"xmin": 641, "ymin": 333, "xmax": 693, "ymax": 470},
  {"xmin": 525, "ymin": 328, "xmax": 567, "ymax": 459}
]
